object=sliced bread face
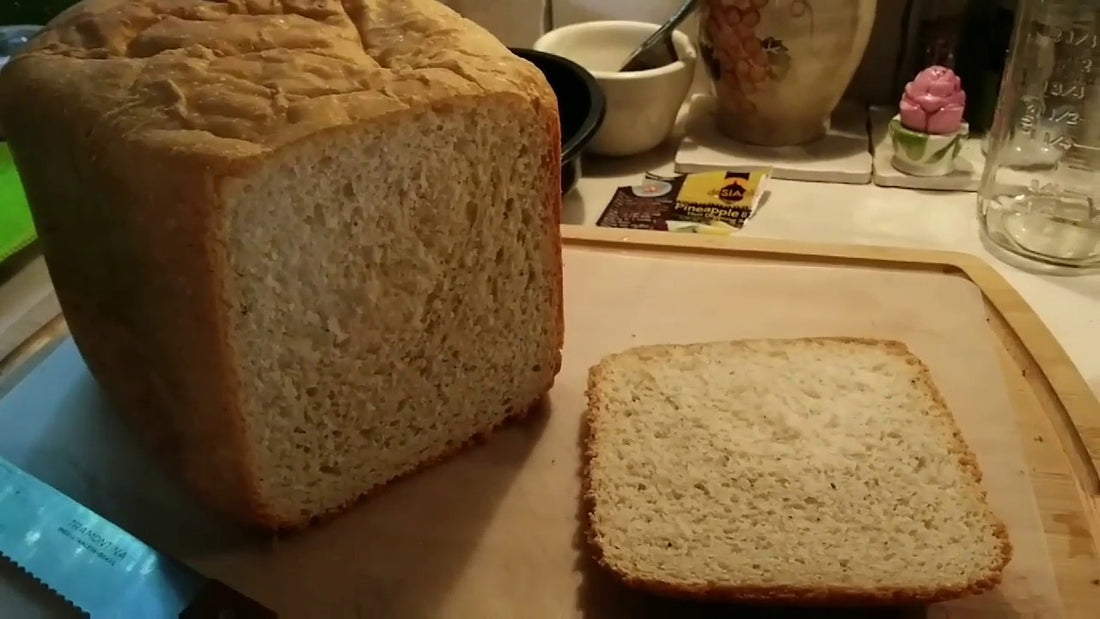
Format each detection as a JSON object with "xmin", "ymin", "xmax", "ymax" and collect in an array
[
  {"xmin": 583, "ymin": 337, "xmax": 1012, "ymax": 605},
  {"xmin": 223, "ymin": 97, "xmax": 562, "ymax": 527}
]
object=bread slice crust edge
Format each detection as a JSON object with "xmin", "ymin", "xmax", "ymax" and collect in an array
[{"xmin": 581, "ymin": 336, "xmax": 1013, "ymax": 605}]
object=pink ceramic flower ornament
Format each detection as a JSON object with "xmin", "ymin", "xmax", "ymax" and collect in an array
[
  {"xmin": 899, "ymin": 66, "xmax": 966, "ymax": 135},
  {"xmin": 888, "ymin": 65, "xmax": 969, "ymax": 177}
]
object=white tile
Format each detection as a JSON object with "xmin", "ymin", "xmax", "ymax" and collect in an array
[
  {"xmin": 674, "ymin": 95, "xmax": 873, "ymax": 185},
  {"xmin": 551, "ymin": 0, "xmax": 695, "ymax": 31},
  {"xmin": 442, "ymin": 0, "xmax": 548, "ymax": 47},
  {"xmin": 870, "ymin": 105, "xmax": 986, "ymax": 192}
]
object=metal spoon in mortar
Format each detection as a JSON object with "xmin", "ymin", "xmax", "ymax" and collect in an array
[{"xmin": 619, "ymin": 0, "xmax": 700, "ymax": 72}]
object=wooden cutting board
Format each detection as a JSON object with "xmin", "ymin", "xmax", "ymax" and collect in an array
[{"xmin": 0, "ymin": 227, "xmax": 1096, "ymax": 618}]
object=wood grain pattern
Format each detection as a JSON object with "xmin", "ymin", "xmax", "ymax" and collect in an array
[{"xmin": 561, "ymin": 224, "xmax": 1100, "ymax": 616}]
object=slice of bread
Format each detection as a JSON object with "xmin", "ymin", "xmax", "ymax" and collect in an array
[
  {"xmin": 0, "ymin": 0, "xmax": 562, "ymax": 530},
  {"xmin": 583, "ymin": 337, "xmax": 1012, "ymax": 605}
]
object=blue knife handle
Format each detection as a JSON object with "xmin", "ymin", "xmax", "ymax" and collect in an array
[{"xmin": 179, "ymin": 580, "xmax": 277, "ymax": 619}]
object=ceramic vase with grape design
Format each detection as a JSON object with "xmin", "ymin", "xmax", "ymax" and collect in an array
[{"xmin": 698, "ymin": 0, "xmax": 877, "ymax": 146}]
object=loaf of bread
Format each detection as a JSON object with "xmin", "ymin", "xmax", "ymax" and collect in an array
[
  {"xmin": 584, "ymin": 338, "xmax": 1012, "ymax": 605},
  {"xmin": 0, "ymin": 0, "xmax": 562, "ymax": 529}
]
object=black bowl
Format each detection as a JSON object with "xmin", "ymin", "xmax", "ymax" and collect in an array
[{"xmin": 510, "ymin": 47, "xmax": 606, "ymax": 194}]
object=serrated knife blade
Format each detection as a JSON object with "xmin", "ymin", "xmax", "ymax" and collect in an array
[{"xmin": 0, "ymin": 455, "xmax": 276, "ymax": 618}]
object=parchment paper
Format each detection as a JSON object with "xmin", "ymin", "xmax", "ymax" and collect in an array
[{"xmin": 0, "ymin": 246, "xmax": 1061, "ymax": 618}]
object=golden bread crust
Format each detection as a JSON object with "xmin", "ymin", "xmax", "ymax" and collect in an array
[{"xmin": 3, "ymin": 0, "xmax": 554, "ymax": 166}]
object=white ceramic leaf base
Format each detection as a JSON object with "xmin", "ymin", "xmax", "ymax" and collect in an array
[
  {"xmin": 870, "ymin": 106, "xmax": 986, "ymax": 192},
  {"xmin": 673, "ymin": 94, "xmax": 873, "ymax": 185}
]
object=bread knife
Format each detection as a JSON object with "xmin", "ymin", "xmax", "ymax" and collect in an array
[{"xmin": 0, "ymin": 455, "xmax": 276, "ymax": 618}]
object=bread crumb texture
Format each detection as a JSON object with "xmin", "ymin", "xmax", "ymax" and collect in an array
[{"xmin": 584, "ymin": 337, "xmax": 1012, "ymax": 604}]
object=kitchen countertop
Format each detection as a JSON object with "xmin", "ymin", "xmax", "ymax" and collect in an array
[{"xmin": 564, "ymin": 141, "xmax": 1100, "ymax": 402}]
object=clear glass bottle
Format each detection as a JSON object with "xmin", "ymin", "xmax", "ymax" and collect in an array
[{"xmin": 977, "ymin": 0, "xmax": 1100, "ymax": 270}]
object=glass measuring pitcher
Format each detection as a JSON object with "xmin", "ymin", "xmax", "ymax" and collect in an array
[{"xmin": 977, "ymin": 0, "xmax": 1100, "ymax": 270}]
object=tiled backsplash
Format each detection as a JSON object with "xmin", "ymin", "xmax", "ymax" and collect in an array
[
  {"xmin": 439, "ymin": 0, "xmax": 550, "ymax": 47},
  {"xmin": 847, "ymin": 0, "xmax": 912, "ymax": 104},
  {"xmin": 447, "ymin": 0, "xmax": 975, "ymax": 106}
]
